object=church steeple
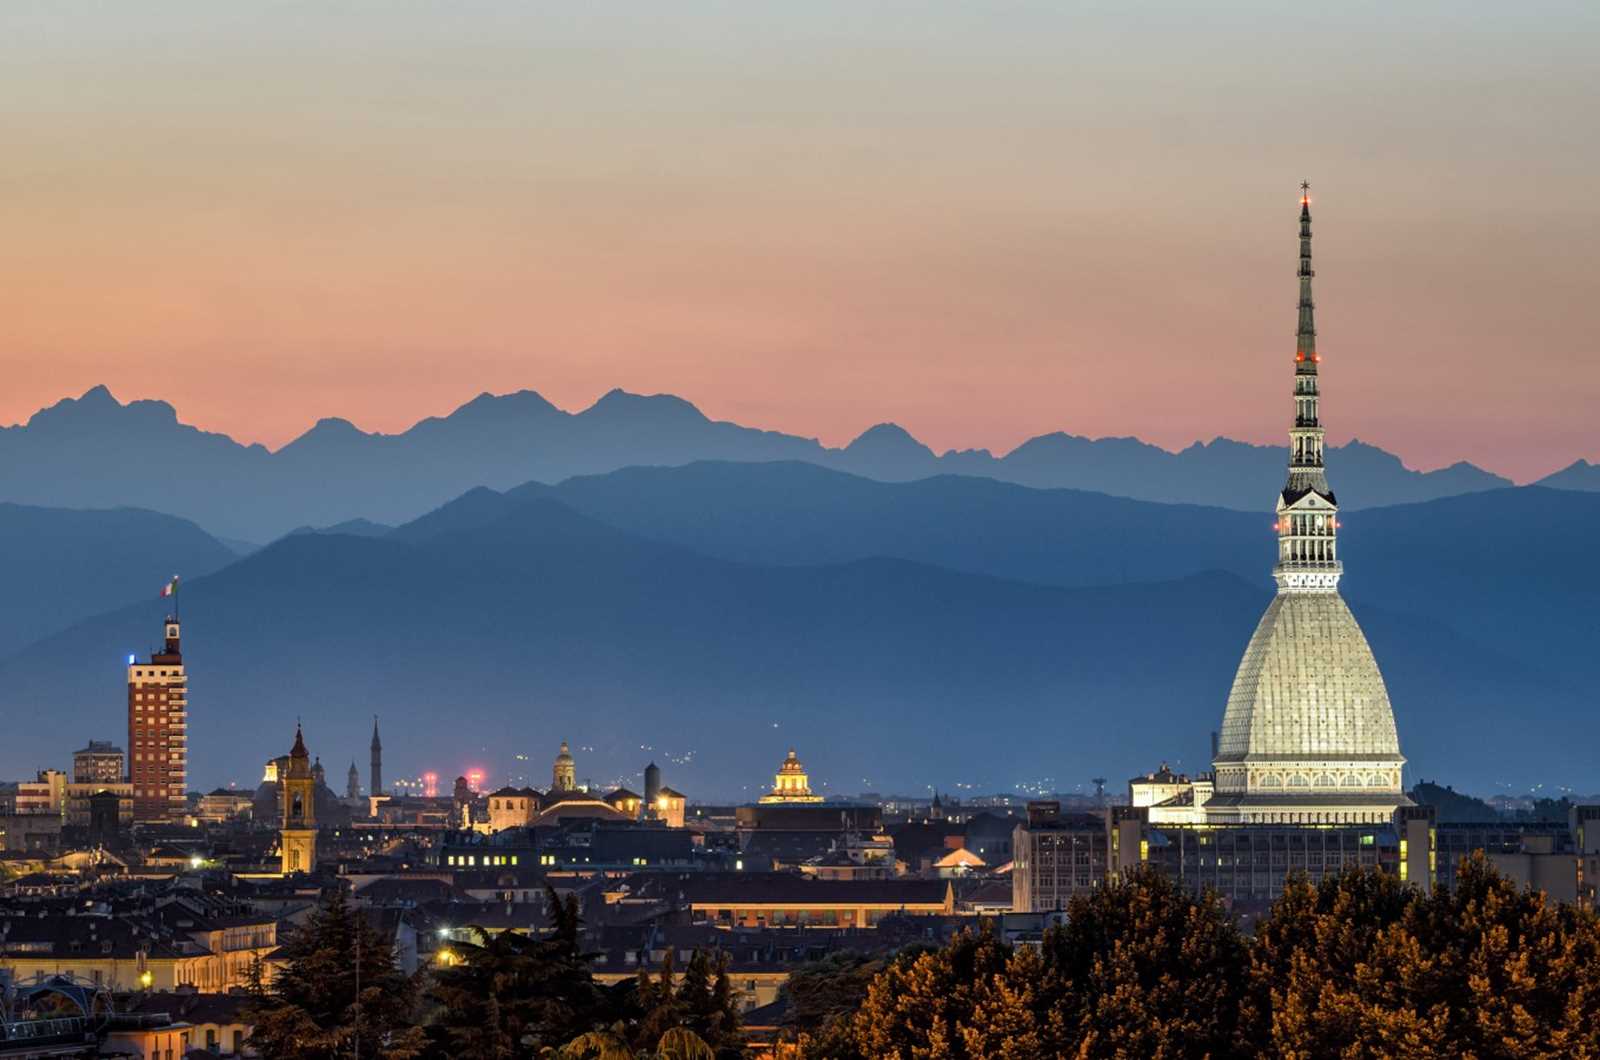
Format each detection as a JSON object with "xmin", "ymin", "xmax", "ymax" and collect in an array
[
  {"xmin": 280, "ymin": 723, "xmax": 317, "ymax": 875},
  {"xmin": 369, "ymin": 715, "xmax": 383, "ymax": 796},
  {"xmin": 1275, "ymin": 183, "xmax": 1342, "ymax": 594}
]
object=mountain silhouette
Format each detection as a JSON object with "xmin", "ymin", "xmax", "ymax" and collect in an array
[
  {"xmin": 1536, "ymin": 459, "xmax": 1600, "ymax": 494},
  {"xmin": 0, "ymin": 386, "xmax": 1512, "ymax": 540},
  {"xmin": 0, "ymin": 503, "xmax": 237, "ymax": 648},
  {"xmin": 539, "ymin": 465, "xmax": 1600, "ymax": 689},
  {"xmin": 541, "ymin": 462, "xmax": 1263, "ymax": 587},
  {"xmin": 0, "ymin": 483, "xmax": 1581, "ymax": 795}
]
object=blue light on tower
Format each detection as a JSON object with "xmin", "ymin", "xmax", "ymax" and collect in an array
[{"xmin": 127, "ymin": 653, "xmax": 136, "ymax": 665}]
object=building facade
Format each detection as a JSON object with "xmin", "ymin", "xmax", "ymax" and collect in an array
[
  {"xmin": 1209, "ymin": 189, "xmax": 1410, "ymax": 826},
  {"xmin": 66, "ymin": 780, "xmax": 134, "ymax": 828},
  {"xmin": 73, "ymin": 740, "xmax": 125, "ymax": 784},
  {"xmin": 488, "ymin": 786, "xmax": 541, "ymax": 832},
  {"xmin": 127, "ymin": 617, "xmax": 189, "ymax": 822},
  {"xmin": 14, "ymin": 769, "xmax": 68, "ymax": 817},
  {"xmin": 1012, "ymin": 803, "xmax": 1434, "ymax": 912}
]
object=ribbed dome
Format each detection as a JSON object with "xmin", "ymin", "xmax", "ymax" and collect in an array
[{"xmin": 1217, "ymin": 592, "xmax": 1400, "ymax": 762}]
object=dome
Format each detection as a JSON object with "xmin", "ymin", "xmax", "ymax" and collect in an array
[
  {"xmin": 1217, "ymin": 592, "xmax": 1401, "ymax": 762},
  {"xmin": 1206, "ymin": 192, "xmax": 1409, "ymax": 826}
]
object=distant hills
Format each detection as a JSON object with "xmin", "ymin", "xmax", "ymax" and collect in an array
[
  {"xmin": 0, "ymin": 385, "xmax": 1519, "ymax": 541},
  {"xmin": 0, "ymin": 463, "xmax": 1591, "ymax": 794},
  {"xmin": 532, "ymin": 464, "xmax": 1600, "ymax": 693},
  {"xmin": 1536, "ymin": 459, "xmax": 1600, "ymax": 494},
  {"xmin": 0, "ymin": 503, "xmax": 237, "ymax": 650}
]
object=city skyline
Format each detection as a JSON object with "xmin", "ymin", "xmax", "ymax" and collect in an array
[
  {"xmin": 4, "ymin": 3, "xmax": 1599, "ymax": 481},
  {"xmin": 4, "ymin": 8, "xmax": 1596, "ymax": 1054}
]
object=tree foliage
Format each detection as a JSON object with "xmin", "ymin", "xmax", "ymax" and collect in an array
[
  {"xmin": 630, "ymin": 947, "xmax": 745, "ymax": 1058},
  {"xmin": 245, "ymin": 885, "xmax": 426, "ymax": 1059},
  {"xmin": 422, "ymin": 886, "xmax": 609, "ymax": 1058},
  {"xmin": 1250, "ymin": 851, "xmax": 1600, "ymax": 1058},
  {"xmin": 795, "ymin": 857, "xmax": 1600, "ymax": 1060}
]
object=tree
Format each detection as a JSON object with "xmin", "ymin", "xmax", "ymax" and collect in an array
[
  {"xmin": 795, "ymin": 859, "xmax": 1600, "ymax": 1059},
  {"xmin": 246, "ymin": 885, "xmax": 425, "ymax": 1059},
  {"xmin": 1408, "ymin": 781, "xmax": 1499, "ymax": 823},
  {"xmin": 956, "ymin": 943, "xmax": 1058, "ymax": 1060},
  {"xmin": 1243, "ymin": 866, "xmax": 1435, "ymax": 1057},
  {"xmin": 563, "ymin": 1023, "xmax": 715, "ymax": 1060},
  {"xmin": 1041, "ymin": 868, "xmax": 1251, "ymax": 1059},
  {"xmin": 782, "ymin": 951, "xmax": 887, "ymax": 1059},
  {"xmin": 845, "ymin": 926, "xmax": 1013, "ymax": 1059},
  {"xmin": 630, "ymin": 948, "xmax": 744, "ymax": 1058},
  {"xmin": 423, "ymin": 884, "xmax": 612, "ymax": 1058}
]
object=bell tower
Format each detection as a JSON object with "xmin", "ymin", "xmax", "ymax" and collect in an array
[{"xmin": 280, "ymin": 724, "xmax": 318, "ymax": 875}]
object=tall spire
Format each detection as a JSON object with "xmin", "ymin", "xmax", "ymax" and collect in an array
[
  {"xmin": 369, "ymin": 714, "xmax": 383, "ymax": 797},
  {"xmin": 1296, "ymin": 180, "xmax": 1316, "ymax": 362},
  {"xmin": 1275, "ymin": 182, "xmax": 1342, "ymax": 594}
]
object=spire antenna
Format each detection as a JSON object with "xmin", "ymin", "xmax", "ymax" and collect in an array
[{"xmin": 1276, "ymin": 184, "xmax": 1339, "ymax": 593}]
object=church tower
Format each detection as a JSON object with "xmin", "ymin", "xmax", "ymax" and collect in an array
[
  {"xmin": 1209, "ymin": 186, "xmax": 1411, "ymax": 825},
  {"xmin": 552, "ymin": 741, "xmax": 577, "ymax": 792},
  {"xmin": 280, "ymin": 724, "xmax": 318, "ymax": 875},
  {"xmin": 369, "ymin": 715, "xmax": 383, "ymax": 797},
  {"xmin": 346, "ymin": 760, "xmax": 361, "ymax": 800}
]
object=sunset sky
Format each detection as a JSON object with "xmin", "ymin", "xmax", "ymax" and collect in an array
[{"xmin": 2, "ymin": 1, "xmax": 1596, "ymax": 481}]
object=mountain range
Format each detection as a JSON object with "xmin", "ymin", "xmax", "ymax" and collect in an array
[
  {"xmin": 0, "ymin": 503, "xmax": 237, "ymax": 649},
  {"xmin": 0, "ymin": 385, "xmax": 1530, "ymax": 542},
  {"xmin": 0, "ymin": 462, "xmax": 1592, "ymax": 796}
]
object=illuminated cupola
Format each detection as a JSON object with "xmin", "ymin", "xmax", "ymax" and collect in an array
[
  {"xmin": 1208, "ymin": 185, "xmax": 1411, "ymax": 826},
  {"xmin": 552, "ymin": 741, "xmax": 577, "ymax": 792},
  {"xmin": 759, "ymin": 749, "xmax": 824, "ymax": 804}
]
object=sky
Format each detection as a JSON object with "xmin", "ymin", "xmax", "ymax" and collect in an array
[{"xmin": 2, "ymin": 2, "xmax": 1597, "ymax": 482}]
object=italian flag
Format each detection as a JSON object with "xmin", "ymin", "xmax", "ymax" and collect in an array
[{"xmin": 160, "ymin": 575, "xmax": 180, "ymax": 598}]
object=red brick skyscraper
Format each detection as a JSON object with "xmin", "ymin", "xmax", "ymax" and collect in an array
[{"xmin": 128, "ymin": 616, "xmax": 188, "ymax": 822}]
